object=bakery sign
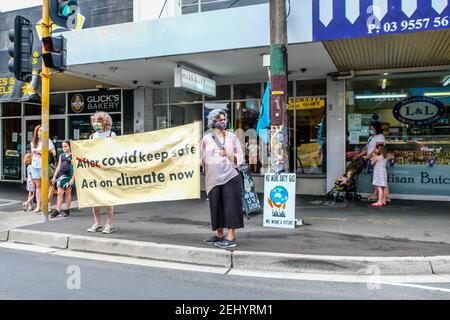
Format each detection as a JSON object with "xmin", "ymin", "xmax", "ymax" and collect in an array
[
  {"xmin": 69, "ymin": 90, "xmax": 121, "ymax": 114},
  {"xmin": 174, "ymin": 67, "xmax": 216, "ymax": 97},
  {"xmin": 393, "ymin": 96, "xmax": 446, "ymax": 126}
]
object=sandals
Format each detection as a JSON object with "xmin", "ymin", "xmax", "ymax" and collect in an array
[
  {"xmin": 21, "ymin": 202, "xmax": 27, "ymax": 211},
  {"xmin": 371, "ymin": 203, "xmax": 385, "ymax": 207}
]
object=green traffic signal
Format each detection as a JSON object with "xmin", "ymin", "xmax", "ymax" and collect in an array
[
  {"xmin": 61, "ymin": 5, "xmax": 71, "ymax": 17},
  {"xmin": 58, "ymin": 0, "xmax": 78, "ymax": 18}
]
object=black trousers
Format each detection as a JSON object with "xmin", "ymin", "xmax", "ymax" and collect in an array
[{"xmin": 208, "ymin": 175, "xmax": 244, "ymax": 231}]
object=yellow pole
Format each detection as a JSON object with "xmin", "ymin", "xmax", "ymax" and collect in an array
[{"xmin": 41, "ymin": 0, "xmax": 51, "ymax": 219}]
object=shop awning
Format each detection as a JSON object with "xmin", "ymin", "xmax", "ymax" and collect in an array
[{"xmin": 324, "ymin": 29, "xmax": 450, "ymax": 72}]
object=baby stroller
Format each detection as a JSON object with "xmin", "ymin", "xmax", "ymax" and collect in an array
[{"xmin": 326, "ymin": 157, "xmax": 364, "ymax": 202}]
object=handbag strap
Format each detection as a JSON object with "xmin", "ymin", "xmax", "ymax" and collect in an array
[{"xmin": 211, "ymin": 133, "xmax": 225, "ymax": 150}]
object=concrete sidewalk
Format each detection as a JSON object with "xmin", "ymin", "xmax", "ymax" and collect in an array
[
  {"xmin": 2, "ymin": 192, "xmax": 450, "ymax": 256},
  {"xmin": 1, "ymin": 183, "xmax": 450, "ymax": 275}
]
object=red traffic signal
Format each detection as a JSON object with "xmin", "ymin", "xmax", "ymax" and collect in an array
[{"xmin": 42, "ymin": 36, "xmax": 67, "ymax": 72}]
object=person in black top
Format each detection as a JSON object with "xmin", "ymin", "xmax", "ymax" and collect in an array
[{"xmin": 51, "ymin": 140, "xmax": 75, "ymax": 218}]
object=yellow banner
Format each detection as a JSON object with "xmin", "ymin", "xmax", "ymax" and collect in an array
[
  {"xmin": 288, "ymin": 98, "xmax": 325, "ymax": 110},
  {"xmin": 72, "ymin": 122, "xmax": 201, "ymax": 208}
]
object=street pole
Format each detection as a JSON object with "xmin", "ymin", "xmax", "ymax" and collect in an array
[
  {"xmin": 41, "ymin": 0, "xmax": 51, "ymax": 219},
  {"xmin": 269, "ymin": 0, "xmax": 289, "ymax": 173}
]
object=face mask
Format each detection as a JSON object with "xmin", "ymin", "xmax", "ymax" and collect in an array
[
  {"xmin": 370, "ymin": 129, "xmax": 375, "ymax": 135},
  {"xmin": 215, "ymin": 122, "xmax": 227, "ymax": 130},
  {"xmin": 93, "ymin": 124, "xmax": 103, "ymax": 132}
]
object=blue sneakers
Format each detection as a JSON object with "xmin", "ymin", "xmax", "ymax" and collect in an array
[
  {"xmin": 204, "ymin": 235, "xmax": 225, "ymax": 243},
  {"xmin": 214, "ymin": 239, "xmax": 237, "ymax": 249}
]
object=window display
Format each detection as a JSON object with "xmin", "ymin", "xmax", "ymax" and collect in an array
[
  {"xmin": 69, "ymin": 114, "xmax": 122, "ymax": 140},
  {"xmin": 346, "ymin": 71, "xmax": 450, "ymax": 196}
]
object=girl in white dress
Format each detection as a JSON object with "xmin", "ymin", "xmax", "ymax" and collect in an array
[{"xmin": 371, "ymin": 145, "xmax": 388, "ymax": 207}]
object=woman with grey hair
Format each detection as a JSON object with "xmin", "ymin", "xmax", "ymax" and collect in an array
[{"xmin": 201, "ymin": 109, "xmax": 244, "ymax": 249}]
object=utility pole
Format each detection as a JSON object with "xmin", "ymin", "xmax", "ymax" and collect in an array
[
  {"xmin": 269, "ymin": 0, "xmax": 289, "ymax": 173},
  {"xmin": 41, "ymin": 0, "xmax": 51, "ymax": 219}
]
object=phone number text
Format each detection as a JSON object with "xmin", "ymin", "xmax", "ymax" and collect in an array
[{"xmin": 368, "ymin": 16, "xmax": 449, "ymax": 34}]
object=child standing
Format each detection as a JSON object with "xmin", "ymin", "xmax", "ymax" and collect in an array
[
  {"xmin": 371, "ymin": 144, "xmax": 388, "ymax": 207},
  {"xmin": 50, "ymin": 140, "xmax": 75, "ymax": 218},
  {"xmin": 22, "ymin": 153, "xmax": 34, "ymax": 211},
  {"xmin": 247, "ymin": 138, "xmax": 258, "ymax": 173}
]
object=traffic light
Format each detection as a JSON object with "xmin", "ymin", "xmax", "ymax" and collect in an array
[
  {"xmin": 49, "ymin": 0, "xmax": 79, "ymax": 29},
  {"xmin": 8, "ymin": 16, "xmax": 34, "ymax": 82},
  {"xmin": 42, "ymin": 36, "xmax": 67, "ymax": 72}
]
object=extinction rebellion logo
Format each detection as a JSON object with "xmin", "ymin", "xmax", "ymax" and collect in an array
[
  {"xmin": 393, "ymin": 96, "xmax": 445, "ymax": 126},
  {"xmin": 268, "ymin": 186, "xmax": 289, "ymax": 217},
  {"xmin": 71, "ymin": 94, "xmax": 85, "ymax": 113}
]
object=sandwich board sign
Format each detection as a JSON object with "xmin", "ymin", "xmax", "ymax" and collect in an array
[
  {"xmin": 263, "ymin": 173, "xmax": 296, "ymax": 229},
  {"xmin": 238, "ymin": 164, "xmax": 261, "ymax": 217}
]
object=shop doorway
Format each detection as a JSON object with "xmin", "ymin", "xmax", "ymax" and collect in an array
[{"xmin": 1, "ymin": 118, "xmax": 22, "ymax": 181}]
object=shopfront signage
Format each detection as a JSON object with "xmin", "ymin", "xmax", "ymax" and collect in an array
[
  {"xmin": 263, "ymin": 173, "xmax": 296, "ymax": 229},
  {"xmin": 0, "ymin": 73, "xmax": 40, "ymax": 102},
  {"xmin": 393, "ymin": 96, "xmax": 445, "ymax": 125},
  {"xmin": 313, "ymin": 0, "xmax": 450, "ymax": 41},
  {"xmin": 288, "ymin": 98, "xmax": 325, "ymax": 110},
  {"xmin": 174, "ymin": 67, "xmax": 216, "ymax": 97},
  {"xmin": 238, "ymin": 164, "xmax": 261, "ymax": 216},
  {"xmin": 356, "ymin": 165, "xmax": 450, "ymax": 197},
  {"xmin": 69, "ymin": 90, "xmax": 121, "ymax": 114}
]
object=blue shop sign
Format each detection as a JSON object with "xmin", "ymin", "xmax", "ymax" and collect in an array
[
  {"xmin": 393, "ymin": 96, "xmax": 445, "ymax": 125},
  {"xmin": 356, "ymin": 165, "xmax": 450, "ymax": 197},
  {"xmin": 313, "ymin": 0, "xmax": 450, "ymax": 41}
]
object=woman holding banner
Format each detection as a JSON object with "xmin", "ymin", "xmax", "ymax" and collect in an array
[
  {"xmin": 201, "ymin": 109, "xmax": 244, "ymax": 249},
  {"xmin": 86, "ymin": 112, "xmax": 117, "ymax": 234}
]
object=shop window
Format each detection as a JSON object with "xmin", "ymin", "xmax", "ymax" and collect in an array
[
  {"xmin": 233, "ymin": 83, "xmax": 261, "ymax": 100},
  {"xmin": 24, "ymin": 93, "xmax": 65, "ymax": 115},
  {"xmin": 293, "ymin": 97, "xmax": 326, "ymax": 174},
  {"xmin": 24, "ymin": 118, "xmax": 66, "ymax": 157},
  {"xmin": 2, "ymin": 118, "xmax": 22, "ymax": 180},
  {"xmin": 123, "ymin": 90, "xmax": 134, "ymax": 135},
  {"xmin": 169, "ymin": 88, "xmax": 202, "ymax": 104},
  {"xmin": 233, "ymin": 100, "xmax": 266, "ymax": 173},
  {"xmin": 69, "ymin": 114, "xmax": 122, "ymax": 140},
  {"xmin": 182, "ymin": 0, "xmax": 199, "ymax": 14},
  {"xmin": 1, "ymin": 102, "xmax": 21, "ymax": 117},
  {"xmin": 183, "ymin": 0, "xmax": 269, "ymax": 13},
  {"xmin": 170, "ymin": 103, "xmax": 202, "ymax": 128},
  {"xmin": 154, "ymin": 105, "xmax": 168, "ymax": 130},
  {"xmin": 153, "ymin": 89, "xmax": 168, "ymax": 104},
  {"xmin": 296, "ymin": 79, "xmax": 326, "ymax": 96},
  {"xmin": 346, "ymin": 71, "xmax": 450, "ymax": 197},
  {"xmin": 205, "ymin": 85, "xmax": 231, "ymax": 101}
]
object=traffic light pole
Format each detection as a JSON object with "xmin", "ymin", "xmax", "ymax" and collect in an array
[
  {"xmin": 269, "ymin": 0, "xmax": 289, "ymax": 173},
  {"xmin": 41, "ymin": 0, "xmax": 51, "ymax": 219}
]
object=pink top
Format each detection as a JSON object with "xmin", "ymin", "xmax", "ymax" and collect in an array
[{"xmin": 201, "ymin": 132, "xmax": 244, "ymax": 195}]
